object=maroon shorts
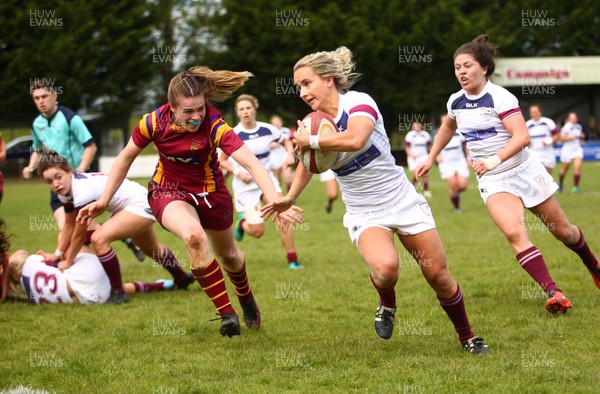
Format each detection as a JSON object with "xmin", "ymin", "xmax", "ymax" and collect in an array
[{"xmin": 147, "ymin": 182, "xmax": 234, "ymax": 231}]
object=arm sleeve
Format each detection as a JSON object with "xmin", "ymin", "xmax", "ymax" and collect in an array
[
  {"xmin": 496, "ymin": 90, "xmax": 521, "ymax": 121},
  {"xmin": 209, "ymin": 110, "xmax": 244, "ymax": 155},
  {"xmin": 70, "ymin": 116, "xmax": 95, "ymax": 146},
  {"xmin": 131, "ymin": 113, "xmax": 153, "ymax": 149}
]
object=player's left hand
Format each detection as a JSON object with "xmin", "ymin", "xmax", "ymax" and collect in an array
[
  {"xmin": 472, "ymin": 154, "xmax": 501, "ymax": 177},
  {"xmin": 57, "ymin": 261, "xmax": 72, "ymax": 272},
  {"xmin": 293, "ymin": 120, "xmax": 310, "ymax": 153},
  {"xmin": 261, "ymin": 196, "xmax": 303, "ymax": 223}
]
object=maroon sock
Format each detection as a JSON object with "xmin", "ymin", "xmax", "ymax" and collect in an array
[
  {"xmin": 516, "ymin": 246, "xmax": 559, "ymax": 293},
  {"xmin": 423, "ymin": 179, "xmax": 429, "ymax": 191},
  {"xmin": 559, "ymin": 173, "xmax": 565, "ymax": 189},
  {"xmin": 97, "ymin": 248, "xmax": 124, "ymax": 292},
  {"xmin": 239, "ymin": 218, "xmax": 246, "ymax": 231},
  {"xmin": 191, "ymin": 259, "xmax": 235, "ymax": 316},
  {"xmin": 84, "ymin": 230, "xmax": 95, "ymax": 245},
  {"xmin": 286, "ymin": 183, "xmax": 292, "ymax": 193},
  {"xmin": 287, "ymin": 252, "xmax": 298, "ymax": 264},
  {"xmin": 223, "ymin": 261, "xmax": 253, "ymax": 304},
  {"xmin": 567, "ymin": 228, "xmax": 598, "ymax": 271},
  {"xmin": 133, "ymin": 281, "xmax": 165, "ymax": 293},
  {"xmin": 450, "ymin": 194, "xmax": 460, "ymax": 209},
  {"xmin": 574, "ymin": 173, "xmax": 580, "ymax": 187},
  {"xmin": 370, "ymin": 275, "xmax": 397, "ymax": 308},
  {"xmin": 437, "ymin": 284, "xmax": 474, "ymax": 342},
  {"xmin": 156, "ymin": 246, "xmax": 188, "ymax": 284}
]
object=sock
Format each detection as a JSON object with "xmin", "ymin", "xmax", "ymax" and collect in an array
[
  {"xmin": 133, "ymin": 281, "xmax": 165, "ymax": 293},
  {"xmin": 286, "ymin": 182, "xmax": 292, "ymax": 193},
  {"xmin": 567, "ymin": 228, "xmax": 598, "ymax": 271},
  {"xmin": 223, "ymin": 261, "xmax": 253, "ymax": 304},
  {"xmin": 84, "ymin": 230, "xmax": 95, "ymax": 245},
  {"xmin": 516, "ymin": 246, "xmax": 559, "ymax": 293},
  {"xmin": 287, "ymin": 252, "xmax": 298, "ymax": 264},
  {"xmin": 450, "ymin": 194, "xmax": 460, "ymax": 209},
  {"xmin": 437, "ymin": 284, "xmax": 474, "ymax": 342},
  {"xmin": 371, "ymin": 275, "xmax": 397, "ymax": 308},
  {"xmin": 191, "ymin": 259, "xmax": 235, "ymax": 316},
  {"xmin": 423, "ymin": 179, "xmax": 429, "ymax": 191},
  {"xmin": 238, "ymin": 218, "xmax": 246, "ymax": 231},
  {"xmin": 574, "ymin": 173, "xmax": 580, "ymax": 187},
  {"xmin": 559, "ymin": 173, "xmax": 565, "ymax": 189},
  {"xmin": 156, "ymin": 246, "xmax": 188, "ymax": 284},
  {"xmin": 97, "ymin": 248, "xmax": 124, "ymax": 292}
]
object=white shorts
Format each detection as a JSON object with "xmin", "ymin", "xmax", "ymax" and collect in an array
[
  {"xmin": 477, "ymin": 155, "xmax": 558, "ymax": 208},
  {"xmin": 319, "ymin": 169, "xmax": 336, "ymax": 182},
  {"xmin": 232, "ymin": 171, "xmax": 282, "ymax": 215},
  {"xmin": 407, "ymin": 155, "xmax": 428, "ymax": 171},
  {"xmin": 123, "ymin": 198, "xmax": 156, "ymax": 221},
  {"xmin": 530, "ymin": 149, "xmax": 556, "ymax": 169},
  {"xmin": 560, "ymin": 146, "xmax": 583, "ymax": 163},
  {"xmin": 439, "ymin": 158, "xmax": 470, "ymax": 179},
  {"xmin": 65, "ymin": 253, "xmax": 111, "ymax": 304},
  {"xmin": 269, "ymin": 145, "xmax": 288, "ymax": 170},
  {"xmin": 343, "ymin": 189, "xmax": 436, "ymax": 244}
]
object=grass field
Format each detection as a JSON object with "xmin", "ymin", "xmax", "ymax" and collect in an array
[{"xmin": 1, "ymin": 163, "xmax": 600, "ymax": 393}]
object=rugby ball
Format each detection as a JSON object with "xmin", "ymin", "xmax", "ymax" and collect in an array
[{"xmin": 297, "ymin": 112, "xmax": 339, "ymax": 174}]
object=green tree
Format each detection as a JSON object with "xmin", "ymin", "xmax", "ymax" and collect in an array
[{"xmin": 0, "ymin": 0, "xmax": 157, "ymax": 123}]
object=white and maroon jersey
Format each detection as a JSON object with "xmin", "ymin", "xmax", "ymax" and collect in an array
[
  {"xmin": 58, "ymin": 172, "xmax": 148, "ymax": 214},
  {"xmin": 447, "ymin": 80, "xmax": 528, "ymax": 175},
  {"xmin": 21, "ymin": 253, "xmax": 110, "ymax": 304},
  {"xmin": 329, "ymin": 91, "xmax": 411, "ymax": 214},
  {"xmin": 440, "ymin": 132, "xmax": 467, "ymax": 162},
  {"xmin": 526, "ymin": 117, "xmax": 557, "ymax": 151},
  {"xmin": 404, "ymin": 130, "xmax": 431, "ymax": 158},
  {"xmin": 278, "ymin": 126, "xmax": 291, "ymax": 140},
  {"xmin": 21, "ymin": 255, "xmax": 72, "ymax": 303},
  {"xmin": 232, "ymin": 121, "xmax": 282, "ymax": 171},
  {"xmin": 560, "ymin": 122, "xmax": 583, "ymax": 153}
]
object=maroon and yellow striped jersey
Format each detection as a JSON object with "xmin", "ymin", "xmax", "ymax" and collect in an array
[{"xmin": 132, "ymin": 103, "xmax": 243, "ymax": 194}]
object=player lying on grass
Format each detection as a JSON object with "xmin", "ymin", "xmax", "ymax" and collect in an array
[
  {"xmin": 37, "ymin": 153, "xmax": 194, "ymax": 304},
  {"xmin": 0, "ymin": 220, "xmax": 175, "ymax": 304}
]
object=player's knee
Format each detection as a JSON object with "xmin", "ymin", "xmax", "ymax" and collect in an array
[
  {"xmin": 370, "ymin": 258, "xmax": 398, "ymax": 281},
  {"xmin": 426, "ymin": 268, "xmax": 453, "ymax": 293},
  {"xmin": 504, "ymin": 227, "xmax": 527, "ymax": 246},
  {"xmin": 215, "ymin": 247, "xmax": 240, "ymax": 267},
  {"xmin": 555, "ymin": 224, "xmax": 579, "ymax": 245},
  {"xmin": 184, "ymin": 233, "xmax": 209, "ymax": 255},
  {"xmin": 247, "ymin": 223, "xmax": 265, "ymax": 238},
  {"xmin": 90, "ymin": 231, "xmax": 110, "ymax": 249}
]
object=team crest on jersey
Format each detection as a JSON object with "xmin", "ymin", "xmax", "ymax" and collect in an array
[
  {"xmin": 190, "ymin": 139, "xmax": 202, "ymax": 150},
  {"xmin": 419, "ymin": 203, "xmax": 431, "ymax": 216},
  {"xmin": 480, "ymin": 108, "xmax": 495, "ymax": 121},
  {"xmin": 534, "ymin": 175, "xmax": 545, "ymax": 186}
]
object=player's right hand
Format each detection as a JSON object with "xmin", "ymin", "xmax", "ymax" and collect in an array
[
  {"xmin": 37, "ymin": 250, "xmax": 58, "ymax": 264},
  {"xmin": 77, "ymin": 201, "xmax": 107, "ymax": 225},
  {"xmin": 22, "ymin": 167, "xmax": 34, "ymax": 179},
  {"xmin": 414, "ymin": 157, "xmax": 434, "ymax": 180}
]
